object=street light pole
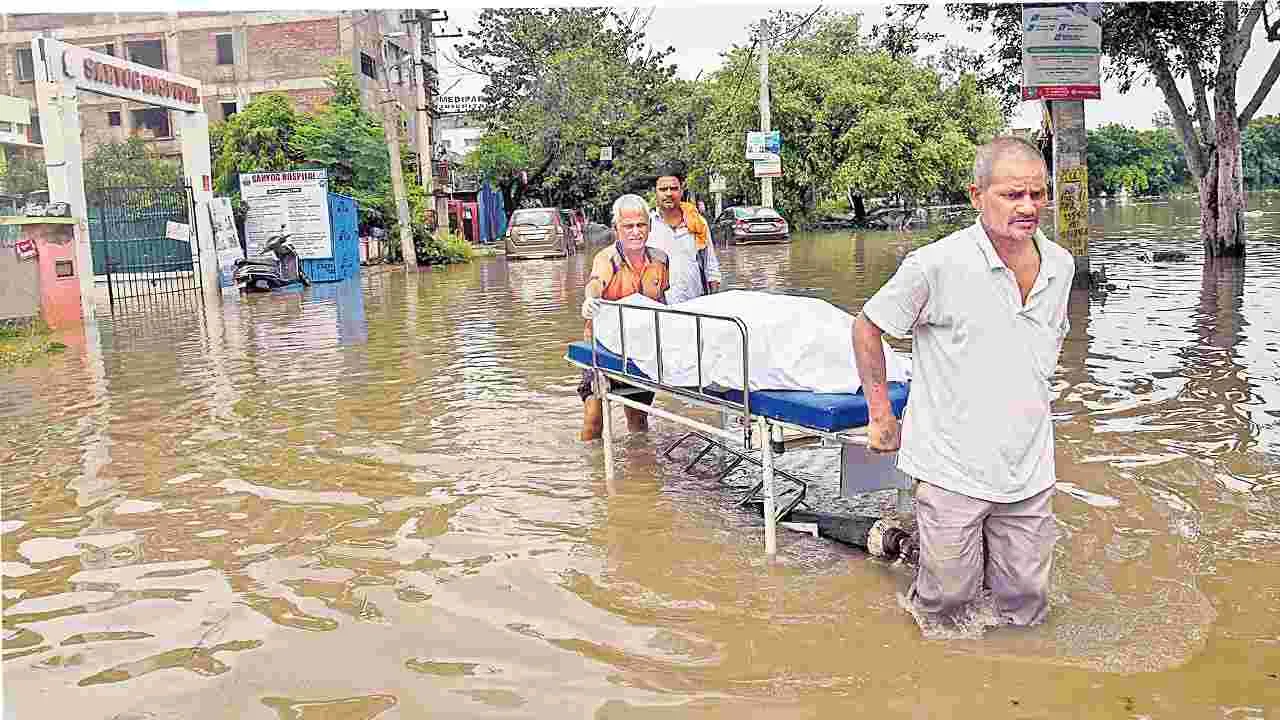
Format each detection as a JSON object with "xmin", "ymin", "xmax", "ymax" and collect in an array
[{"xmin": 409, "ymin": 12, "xmax": 436, "ymax": 230}]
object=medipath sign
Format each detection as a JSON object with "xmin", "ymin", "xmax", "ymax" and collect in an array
[{"xmin": 1021, "ymin": 4, "xmax": 1102, "ymax": 101}]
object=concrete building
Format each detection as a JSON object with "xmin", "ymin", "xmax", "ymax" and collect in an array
[
  {"xmin": 0, "ymin": 11, "xmax": 439, "ymax": 167},
  {"xmin": 435, "ymin": 111, "xmax": 483, "ymax": 158},
  {"xmin": 0, "ymin": 94, "xmax": 41, "ymax": 195}
]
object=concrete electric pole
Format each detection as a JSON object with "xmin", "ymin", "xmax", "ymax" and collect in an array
[
  {"xmin": 380, "ymin": 33, "xmax": 415, "ymax": 267},
  {"xmin": 410, "ymin": 12, "xmax": 435, "ymax": 231},
  {"xmin": 758, "ymin": 20, "xmax": 773, "ymax": 209}
]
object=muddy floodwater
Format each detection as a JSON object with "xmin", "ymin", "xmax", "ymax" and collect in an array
[{"xmin": 3, "ymin": 194, "xmax": 1279, "ymax": 719}]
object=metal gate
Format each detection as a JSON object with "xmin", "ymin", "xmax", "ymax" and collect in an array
[{"xmin": 87, "ymin": 185, "xmax": 202, "ymax": 307}]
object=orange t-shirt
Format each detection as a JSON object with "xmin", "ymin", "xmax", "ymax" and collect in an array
[{"xmin": 588, "ymin": 241, "xmax": 670, "ymax": 302}]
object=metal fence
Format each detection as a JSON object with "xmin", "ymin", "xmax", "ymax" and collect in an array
[{"xmin": 87, "ymin": 185, "xmax": 201, "ymax": 305}]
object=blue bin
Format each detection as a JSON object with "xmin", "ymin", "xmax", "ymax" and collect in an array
[{"xmin": 302, "ymin": 193, "xmax": 360, "ymax": 283}]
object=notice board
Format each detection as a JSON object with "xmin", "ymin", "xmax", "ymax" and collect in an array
[{"xmin": 239, "ymin": 170, "xmax": 333, "ymax": 259}]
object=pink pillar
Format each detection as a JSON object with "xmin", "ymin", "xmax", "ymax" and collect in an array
[{"xmin": 26, "ymin": 220, "xmax": 84, "ymax": 329}]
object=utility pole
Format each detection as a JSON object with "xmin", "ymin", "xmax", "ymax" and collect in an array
[
  {"xmin": 410, "ymin": 12, "xmax": 435, "ymax": 231},
  {"xmin": 380, "ymin": 31, "xmax": 415, "ymax": 267},
  {"xmin": 758, "ymin": 20, "xmax": 773, "ymax": 209}
]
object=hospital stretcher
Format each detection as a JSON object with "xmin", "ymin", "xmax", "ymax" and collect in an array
[{"xmin": 565, "ymin": 300, "xmax": 912, "ymax": 556}]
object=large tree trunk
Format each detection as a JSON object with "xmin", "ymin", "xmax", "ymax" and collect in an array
[
  {"xmin": 1198, "ymin": 153, "xmax": 1219, "ymax": 248},
  {"xmin": 1209, "ymin": 122, "xmax": 1246, "ymax": 258}
]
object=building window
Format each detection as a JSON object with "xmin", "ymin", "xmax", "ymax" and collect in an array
[
  {"xmin": 360, "ymin": 52, "xmax": 376, "ymax": 79},
  {"xmin": 28, "ymin": 114, "xmax": 42, "ymax": 144},
  {"xmin": 0, "ymin": 121, "xmax": 12, "ymax": 134},
  {"xmin": 130, "ymin": 108, "xmax": 171, "ymax": 139},
  {"xmin": 220, "ymin": 101, "xmax": 237, "ymax": 120},
  {"xmin": 215, "ymin": 34, "xmax": 234, "ymax": 65},
  {"xmin": 16, "ymin": 48, "xmax": 35, "ymax": 82},
  {"xmin": 97, "ymin": 43, "xmax": 115, "ymax": 57},
  {"xmin": 108, "ymin": 111, "xmax": 121, "ymax": 127},
  {"xmin": 126, "ymin": 39, "xmax": 165, "ymax": 70}
]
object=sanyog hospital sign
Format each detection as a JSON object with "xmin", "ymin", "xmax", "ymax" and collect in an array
[{"xmin": 48, "ymin": 39, "xmax": 203, "ymax": 113}]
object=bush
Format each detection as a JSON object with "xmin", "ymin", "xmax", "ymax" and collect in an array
[{"xmin": 412, "ymin": 225, "xmax": 473, "ymax": 265}]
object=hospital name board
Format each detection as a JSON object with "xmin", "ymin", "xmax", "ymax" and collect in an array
[
  {"xmin": 79, "ymin": 59, "xmax": 199, "ymax": 106},
  {"xmin": 36, "ymin": 38, "xmax": 203, "ymax": 114}
]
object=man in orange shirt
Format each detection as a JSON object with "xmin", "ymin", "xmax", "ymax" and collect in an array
[{"xmin": 578, "ymin": 194, "xmax": 671, "ymax": 441}]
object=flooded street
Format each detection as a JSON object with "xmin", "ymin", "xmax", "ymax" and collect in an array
[{"xmin": 3, "ymin": 194, "xmax": 1279, "ymax": 718}]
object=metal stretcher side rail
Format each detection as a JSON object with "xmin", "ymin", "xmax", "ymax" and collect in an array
[{"xmin": 564, "ymin": 300, "xmax": 913, "ymax": 557}]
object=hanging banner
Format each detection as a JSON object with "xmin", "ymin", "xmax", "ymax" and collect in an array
[
  {"xmin": 1021, "ymin": 4, "xmax": 1103, "ymax": 100},
  {"xmin": 208, "ymin": 197, "xmax": 243, "ymax": 289},
  {"xmin": 239, "ymin": 170, "xmax": 332, "ymax": 259}
]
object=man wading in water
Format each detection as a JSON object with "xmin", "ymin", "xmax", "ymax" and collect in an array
[
  {"xmin": 578, "ymin": 194, "xmax": 671, "ymax": 441},
  {"xmin": 852, "ymin": 136, "xmax": 1074, "ymax": 628},
  {"xmin": 646, "ymin": 160, "xmax": 721, "ymax": 304}
]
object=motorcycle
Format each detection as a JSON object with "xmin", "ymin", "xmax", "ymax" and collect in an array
[{"xmin": 232, "ymin": 231, "xmax": 311, "ymax": 292}]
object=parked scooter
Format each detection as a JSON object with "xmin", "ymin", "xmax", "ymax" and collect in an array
[{"xmin": 232, "ymin": 231, "xmax": 310, "ymax": 292}]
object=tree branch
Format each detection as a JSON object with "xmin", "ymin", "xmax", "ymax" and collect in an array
[
  {"xmin": 1236, "ymin": 0, "xmax": 1268, "ymax": 60},
  {"xmin": 1181, "ymin": 41, "xmax": 1215, "ymax": 144},
  {"xmin": 1239, "ymin": 44, "xmax": 1280, "ymax": 127},
  {"xmin": 1146, "ymin": 42, "xmax": 1209, "ymax": 178}
]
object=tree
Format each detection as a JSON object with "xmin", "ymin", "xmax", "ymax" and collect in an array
[
  {"xmin": 1087, "ymin": 124, "xmax": 1189, "ymax": 196},
  {"xmin": 83, "ymin": 137, "xmax": 182, "ymax": 189},
  {"xmin": 291, "ymin": 61, "xmax": 397, "ymax": 226},
  {"xmin": 210, "ymin": 92, "xmax": 304, "ymax": 199},
  {"xmin": 0, "ymin": 149, "xmax": 48, "ymax": 195},
  {"xmin": 689, "ymin": 11, "xmax": 1003, "ymax": 223},
  {"xmin": 1242, "ymin": 113, "xmax": 1280, "ymax": 188},
  {"xmin": 457, "ymin": 8, "xmax": 683, "ymax": 218},
  {"xmin": 948, "ymin": 2, "xmax": 1280, "ymax": 259}
]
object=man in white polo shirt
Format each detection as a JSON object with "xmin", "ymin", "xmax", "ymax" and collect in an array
[
  {"xmin": 647, "ymin": 161, "xmax": 722, "ymax": 304},
  {"xmin": 852, "ymin": 136, "xmax": 1074, "ymax": 627}
]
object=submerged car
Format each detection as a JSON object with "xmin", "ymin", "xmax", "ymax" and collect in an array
[
  {"xmin": 711, "ymin": 206, "xmax": 791, "ymax": 245},
  {"xmin": 505, "ymin": 208, "xmax": 577, "ymax": 259}
]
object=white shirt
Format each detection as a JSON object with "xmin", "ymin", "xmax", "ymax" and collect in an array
[
  {"xmin": 861, "ymin": 222, "xmax": 1074, "ymax": 503},
  {"xmin": 647, "ymin": 210, "xmax": 722, "ymax": 305}
]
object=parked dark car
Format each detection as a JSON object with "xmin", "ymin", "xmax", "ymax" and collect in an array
[
  {"xmin": 505, "ymin": 208, "xmax": 577, "ymax": 259},
  {"xmin": 711, "ymin": 206, "xmax": 791, "ymax": 245}
]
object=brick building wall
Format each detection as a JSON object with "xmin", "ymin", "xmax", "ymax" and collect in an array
[{"xmin": 0, "ymin": 11, "xmax": 423, "ymax": 162}]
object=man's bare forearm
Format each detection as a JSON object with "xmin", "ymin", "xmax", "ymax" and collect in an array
[{"xmin": 852, "ymin": 312, "xmax": 893, "ymax": 420}]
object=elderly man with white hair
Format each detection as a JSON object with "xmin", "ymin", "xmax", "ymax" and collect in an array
[
  {"xmin": 853, "ymin": 135, "xmax": 1075, "ymax": 630},
  {"xmin": 577, "ymin": 194, "xmax": 672, "ymax": 441}
]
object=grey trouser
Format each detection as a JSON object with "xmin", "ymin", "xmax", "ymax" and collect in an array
[{"xmin": 908, "ymin": 481, "xmax": 1058, "ymax": 626}]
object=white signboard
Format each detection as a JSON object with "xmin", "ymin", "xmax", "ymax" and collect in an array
[
  {"xmin": 239, "ymin": 170, "xmax": 332, "ymax": 260},
  {"xmin": 1021, "ymin": 5, "xmax": 1102, "ymax": 100},
  {"xmin": 599, "ymin": 146, "xmax": 613, "ymax": 162},
  {"xmin": 208, "ymin": 197, "xmax": 243, "ymax": 289},
  {"xmin": 165, "ymin": 221, "xmax": 190, "ymax": 242},
  {"xmin": 39, "ymin": 38, "xmax": 203, "ymax": 113},
  {"xmin": 709, "ymin": 173, "xmax": 726, "ymax": 193},
  {"xmin": 746, "ymin": 130, "xmax": 781, "ymax": 160},
  {"xmin": 753, "ymin": 156, "xmax": 782, "ymax": 179}
]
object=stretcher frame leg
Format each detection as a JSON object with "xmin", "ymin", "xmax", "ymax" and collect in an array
[
  {"xmin": 598, "ymin": 369, "xmax": 615, "ymax": 481},
  {"xmin": 760, "ymin": 416, "xmax": 778, "ymax": 555}
]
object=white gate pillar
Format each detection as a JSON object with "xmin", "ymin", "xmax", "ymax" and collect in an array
[
  {"xmin": 180, "ymin": 111, "xmax": 219, "ymax": 299},
  {"xmin": 31, "ymin": 39, "xmax": 95, "ymax": 320}
]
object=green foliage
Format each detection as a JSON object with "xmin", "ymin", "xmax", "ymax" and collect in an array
[
  {"xmin": 291, "ymin": 64, "xmax": 393, "ymax": 224},
  {"xmin": 457, "ymin": 8, "xmax": 683, "ymax": 218},
  {"xmin": 412, "ymin": 226, "xmax": 473, "ymax": 266},
  {"xmin": 0, "ymin": 319, "xmax": 65, "ymax": 369},
  {"xmin": 690, "ymin": 11, "xmax": 1003, "ymax": 224},
  {"xmin": 0, "ymin": 148, "xmax": 48, "ymax": 195},
  {"xmin": 84, "ymin": 137, "xmax": 182, "ymax": 189},
  {"xmin": 1086, "ymin": 124, "xmax": 1189, "ymax": 196},
  {"xmin": 1243, "ymin": 114, "xmax": 1280, "ymax": 189},
  {"xmin": 210, "ymin": 92, "xmax": 305, "ymax": 217}
]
